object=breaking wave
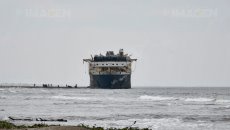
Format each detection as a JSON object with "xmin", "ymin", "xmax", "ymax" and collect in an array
[
  {"xmin": 139, "ymin": 95, "xmax": 230, "ymax": 104},
  {"xmin": 139, "ymin": 95, "xmax": 178, "ymax": 101},
  {"xmin": 184, "ymin": 98, "xmax": 214, "ymax": 102},
  {"xmin": 184, "ymin": 98, "xmax": 230, "ymax": 103},
  {"xmin": 77, "ymin": 118, "xmax": 212, "ymax": 130},
  {"xmin": 216, "ymin": 99, "xmax": 230, "ymax": 103},
  {"xmin": 8, "ymin": 89, "xmax": 18, "ymax": 93},
  {"xmin": 223, "ymin": 105, "xmax": 230, "ymax": 109}
]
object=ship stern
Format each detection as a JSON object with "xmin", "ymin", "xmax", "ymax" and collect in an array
[{"xmin": 90, "ymin": 74, "xmax": 131, "ymax": 89}]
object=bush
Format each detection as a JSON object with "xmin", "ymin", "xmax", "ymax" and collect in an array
[
  {"xmin": 0, "ymin": 120, "xmax": 48, "ymax": 129},
  {"xmin": 0, "ymin": 120, "xmax": 16, "ymax": 129}
]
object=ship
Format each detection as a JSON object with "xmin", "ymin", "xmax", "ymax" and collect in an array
[{"xmin": 83, "ymin": 49, "xmax": 137, "ymax": 89}]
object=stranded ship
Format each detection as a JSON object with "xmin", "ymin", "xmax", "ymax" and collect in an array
[{"xmin": 83, "ymin": 49, "xmax": 137, "ymax": 89}]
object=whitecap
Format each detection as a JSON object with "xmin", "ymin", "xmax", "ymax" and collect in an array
[
  {"xmin": 8, "ymin": 89, "xmax": 17, "ymax": 93},
  {"xmin": 139, "ymin": 95, "xmax": 178, "ymax": 101},
  {"xmin": 224, "ymin": 105, "xmax": 230, "ymax": 109},
  {"xmin": 216, "ymin": 99, "xmax": 230, "ymax": 103},
  {"xmin": 184, "ymin": 98, "xmax": 214, "ymax": 102},
  {"xmin": 0, "ymin": 116, "xmax": 9, "ymax": 121},
  {"xmin": 0, "ymin": 88, "xmax": 5, "ymax": 91},
  {"xmin": 76, "ymin": 118, "xmax": 211, "ymax": 130}
]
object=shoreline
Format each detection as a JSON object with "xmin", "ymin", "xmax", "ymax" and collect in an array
[
  {"xmin": 0, "ymin": 121, "xmax": 149, "ymax": 130},
  {"xmin": 0, "ymin": 86, "xmax": 88, "ymax": 89}
]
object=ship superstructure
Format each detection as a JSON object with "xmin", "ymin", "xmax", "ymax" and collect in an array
[{"xmin": 83, "ymin": 49, "xmax": 137, "ymax": 89}]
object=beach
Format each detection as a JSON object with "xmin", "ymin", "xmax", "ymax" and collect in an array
[{"xmin": 1, "ymin": 87, "xmax": 230, "ymax": 130}]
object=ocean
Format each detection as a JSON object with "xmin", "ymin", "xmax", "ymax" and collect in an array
[{"xmin": 0, "ymin": 87, "xmax": 230, "ymax": 130}]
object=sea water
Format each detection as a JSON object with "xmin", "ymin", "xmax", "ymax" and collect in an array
[{"xmin": 0, "ymin": 87, "xmax": 230, "ymax": 130}]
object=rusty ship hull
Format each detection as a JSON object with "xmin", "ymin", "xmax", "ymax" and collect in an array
[
  {"xmin": 84, "ymin": 49, "xmax": 136, "ymax": 89},
  {"xmin": 90, "ymin": 74, "xmax": 131, "ymax": 89}
]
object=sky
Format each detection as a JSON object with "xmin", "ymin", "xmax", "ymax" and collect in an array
[{"xmin": 0, "ymin": 0, "xmax": 229, "ymax": 87}]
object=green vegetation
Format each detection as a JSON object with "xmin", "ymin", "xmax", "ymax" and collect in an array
[
  {"xmin": 0, "ymin": 120, "xmax": 48, "ymax": 129},
  {"xmin": 77, "ymin": 124, "xmax": 150, "ymax": 130},
  {"xmin": 0, "ymin": 120, "xmax": 16, "ymax": 129},
  {"xmin": 0, "ymin": 120, "xmax": 150, "ymax": 130}
]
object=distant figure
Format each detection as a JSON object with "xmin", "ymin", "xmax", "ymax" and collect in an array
[
  {"xmin": 43, "ymin": 84, "xmax": 48, "ymax": 88},
  {"xmin": 34, "ymin": 84, "xmax": 36, "ymax": 87},
  {"xmin": 75, "ymin": 84, "xmax": 78, "ymax": 88}
]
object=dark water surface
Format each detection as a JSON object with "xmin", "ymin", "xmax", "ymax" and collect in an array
[{"xmin": 1, "ymin": 87, "xmax": 230, "ymax": 130}]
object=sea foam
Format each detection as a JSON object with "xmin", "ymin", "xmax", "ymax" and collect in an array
[
  {"xmin": 139, "ymin": 95, "xmax": 178, "ymax": 101},
  {"xmin": 216, "ymin": 99, "xmax": 230, "ymax": 103},
  {"xmin": 184, "ymin": 98, "xmax": 214, "ymax": 102}
]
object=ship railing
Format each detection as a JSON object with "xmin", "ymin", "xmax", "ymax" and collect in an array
[{"xmin": 83, "ymin": 59, "xmax": 137, "ymax": 62}]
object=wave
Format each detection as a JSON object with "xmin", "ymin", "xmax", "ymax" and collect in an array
[
  {"xmin": 40, "ymin": 89, "xmax": 50, "ymax": 93},
  {"xmin": 182, "ymin": 115, "xmax": 230, "ymax": 123},
  {"xmin": 216, "ymin": 99, "xmax": 230, "ymax": 103},
  {"xmin": 0, "ymin": 96, "xmax": 6, "ymax": 99},
  {"xmin": 0, "ymin": 116, "xmax": 9, "ymax": 121},
  {"xmin": 51, "ymin": 95, "xmax": 92, "ymax": 100},
  {"xmin": 53, "ymin": 102, "xmax": 69, "ymax": 105},
  {"xmin": 76, "ymin": 117, "xmax": 212, "ymax": 130},
  {"xmin": 0, "ymin": 88, "xmax": 5, "ymax": 91},
  {"xmin": 139, "ymin": 95, "xmax": 230, "ymax": 104},
  {"xmin": 184, "ymin": 98, "xmax": 214, "ymax": 102},
  {"xmin": 216, "ymin": 105, "xmax": 230, "ymax": 110},
  {"xmin": 184, "ymin": 98, "xmax": 230, "ymax": 103},
  {"xmin": 139, "ymin": 95, "xmax": 178, "ymax": 101},
  {"xmin": 8, "ymin": 89, "xmax": 17, "ymax": 93},
  {"xmin": 223, "ymin": 105, "xmax": 230, "ymax": 109}
]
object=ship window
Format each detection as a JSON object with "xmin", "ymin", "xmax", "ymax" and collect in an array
[
  {"xmin": 106, "ymin": 64, "xmax": 108, "ymax": 65},
  {"xmin": 112, "ymin": 64, "xmax": 114, "ymax": 65},
  {"xmin": 122, "ymin": 64, "xmax": 124, "ymax": 65},
  {"xmin": 102, "ymin": 64, "xmax": 104, "ymax": 65},
  {"xmin": 116, "ymin": 64, "xmax": 118, "ymax": 65},
  {"xmin": 96, "ymin": 64, "xmax": 98, "ymax": 65}
]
